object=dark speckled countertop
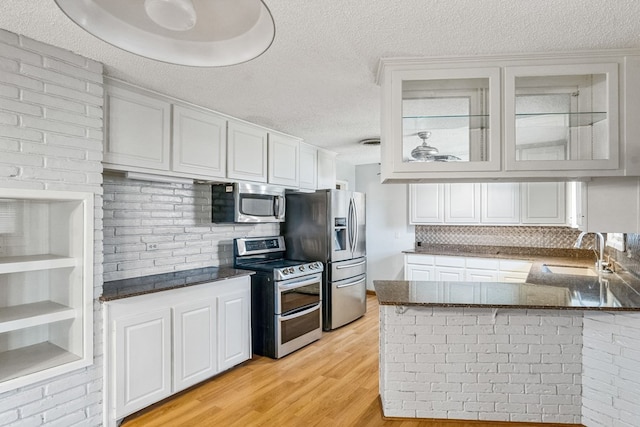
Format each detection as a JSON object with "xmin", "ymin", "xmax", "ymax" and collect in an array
[
  {"xmin": 374, "ymin": 245, "xmax": 640, "ymax": 310},
  {"xmin": 101, "ymin": 266, "xmax": 254, "ymax": 301}
]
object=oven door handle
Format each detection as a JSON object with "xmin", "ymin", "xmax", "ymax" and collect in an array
[
  {"xmin": 336, "ymin": 260, "xmax": 366, "ymax": 269},
  {"xmin": 336, "ymin": 277, "xmax": 366, "ymax": 289},
  {"xmin": 280, "ymin": 303, "xmax": 320, "ymax": 321},
  {"xmin": 278, "ymin": 275, "xmax": 321, "ymax": 291}
]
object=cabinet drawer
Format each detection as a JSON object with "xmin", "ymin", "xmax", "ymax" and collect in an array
[
  {"xmin": 499, "ymin": 259, "xmax": 533, "ymax": 273},
  {"xmin": 405, "ymin": 254, "xmax": 435, "ymax": 265},
  {"xmin": 465, "ymin": 257, "xmax": 499, "ymax": 270},
  {"xmin": 434, "ymin": 256, "xmax": 465, "ymax": 268}
]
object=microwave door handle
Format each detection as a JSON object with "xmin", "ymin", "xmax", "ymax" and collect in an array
[{"xmin": 273, "ymin": 195, "xmax": 285, "ymax": 219}]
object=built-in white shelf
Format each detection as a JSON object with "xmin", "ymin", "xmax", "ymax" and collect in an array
[
  {"xmin": 0, "ymin": 255, "xmax": 77, "ymax": 274},
  {"xmin": 0, "ymin": 301, "xmax": 76, "ymax": 333},
  {"xmin": 0, "ymin": 188, "xmax": 93, "ymax": 394},
  {"xmin": 0, "ymin": 342, "xmax": 82, "ymax": 384}
]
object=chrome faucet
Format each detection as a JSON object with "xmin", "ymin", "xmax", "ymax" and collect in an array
[{"xmin": 574, "ymin": 232, "xmax": 609, "ymax": 273}]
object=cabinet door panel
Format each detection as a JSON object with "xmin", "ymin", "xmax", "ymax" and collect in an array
[
  {"xmin": 268, "ymin": 133, "xmax": 299, "ymax": 187},
  {"xmin": 227, "ymin": 121, "xmax": 268, "ymax": 182},
  {"xmin": 405, "ymin": 265, "xmax": 435, "ymax": 281},
  {"xmin": 317, "ymin": 148, "xmax": 336, "ymax": 190},
  {"xmin": 409, "ymin": 184, "xmax": 444, "ymax": 224},
  {"xmin": 115, "ymin": 309, "xmax": 171, "ymax": 419},
  {"xmin": 172, "ymin": 105, "xmax": 226, "ymax": 178},
  {"xmin": 105, "ymin": 84, "xmax": 171, "ymax": 170},
  {"xmin": 435, "ymin": 266, "xmax": 465, "ymax": 281},
  {"xmin": 444, "ymin": 281, "xmax": 479, "ymax": 303},
  {"xmin": 299, "ymin": 143, "xmax": 318, "ymax": 190},
  {"xmin": 521, "ymin": 182, "xmax": 566, "ymax": 224},
  {"xmin": 218, "ymin": 288, "xmax": 251, "ymax": 371},
  {"xmin": 481, "ymin": 183, "xmax": 520, "ymax": 224},
  {"xmin": 465, "ymin": 268, "xmax": 498, "ymax": 282},
  {"xmin": 445, "ymin": 183, "xmax": 481, "ymax": 223},
  {"xmin": 172, "ymin": 299, "xmax": 217, "ymax": 392}
]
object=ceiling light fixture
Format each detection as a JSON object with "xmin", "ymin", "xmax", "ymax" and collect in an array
[
  {"xmin": 54, "ymin": 0, "xmax": 276, "ymax": 67},
  {"xmin": 358, "ymin": 138, "xmax": 381, "ymax": 146}
]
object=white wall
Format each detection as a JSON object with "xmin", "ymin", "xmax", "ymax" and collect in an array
[
  {"xmin": 0, "ymin": 30, "xmax": 104, "ymax": 426},
  {"xmin": 336, "ymin": 159, "xmax": 355, "ymax": 190},
  {"xmin": 355, "ymin": 163, "xmax": 414, "ymax": 290}
]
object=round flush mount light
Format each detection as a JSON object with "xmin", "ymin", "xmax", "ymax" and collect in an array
[
  {"xmin": 358, "ymin": 138, "xmax": 381, "ymax": 146},
  {"xmin": 54, "ymin": 0, "xmax": 276, "ymax": 67},
  {"xmin": 144, "ymin": 0, "xmax": 197, "ymax": 32}
]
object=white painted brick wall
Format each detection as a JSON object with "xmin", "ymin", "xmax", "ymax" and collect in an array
[
  {"xmin": 0, "ymin": 29, "xmax": 103, "ymax": 426},
  {"xmin": 102, "ymin": 174, "xmax": 279, "ymax": 281},
  {"xmin": 582, "ymin": 311, "xmax": 640, "ymax": 427},
  {"xmin": 379, "ymin": 305, "xmax": 583, "ymax": 424}
]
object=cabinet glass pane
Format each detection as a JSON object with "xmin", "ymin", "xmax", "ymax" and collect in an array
[
  {"xmin": 514, "ymin": 73, "xmax": 609, "ymax": 162},
  {"xmin": 402, "ymin": 78, "xmax": 491, "ymax": 164}
]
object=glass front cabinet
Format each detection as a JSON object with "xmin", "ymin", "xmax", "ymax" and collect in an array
[{"xmin": 378, "ymin": 50, "xmax": 640, "ymax": 182}]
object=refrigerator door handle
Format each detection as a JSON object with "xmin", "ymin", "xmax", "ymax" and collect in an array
[
  {"xmin": 336, "ymin": 277, "xmax": 366, "ymax": 288},
  {"xmin": 352, "ymin": 197, "xmax": 359, "ymax": 255},
  {"xmin": 336, "ymin": 260, "xmax": 366, "ymax": 269},
  {"xmin": 347, "ymin": 198, "xmax": 354, "ymax": 252}
]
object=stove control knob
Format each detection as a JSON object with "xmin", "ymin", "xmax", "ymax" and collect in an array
[
  {"xmin": 299, "ymin": 266, "xmax": 305, "ymax": 271},
  {"xmin": 288, "ymin": 267, "xmax": 295, "ymax": 274},
  {"xmin": 281, "ymin": 269, "xmax": 288, "ymax": 275}
]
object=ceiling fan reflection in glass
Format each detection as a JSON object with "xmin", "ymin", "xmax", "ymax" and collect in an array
[{"xmin": 409, "ymin": 131, "xmax": 462, "ymax": 162}]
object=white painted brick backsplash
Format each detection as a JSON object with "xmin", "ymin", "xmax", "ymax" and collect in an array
[
  {"xmin": 0, "ymin": 31, "xmax": 103, "ymax": 426},
  {"xmin": 102, "ymin": 174, "xmax": 281, "ymax": 281},
  {"xmin": 379, "ymin": 306, "xmax": 583, "ymax": 424}
]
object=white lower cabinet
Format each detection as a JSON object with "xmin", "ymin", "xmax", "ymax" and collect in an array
[
  {"xmin": 173, "ymin": 299, "xmax": 217, "ymax": 392},
  {"xmin": 115, "ymin": 309, "xmax": 172, "ymax": 419},
  {"xmin": 217, "ymin": 288, "xmax": 251, "ymax": 371},
  {"xmin": 405, "ymin": 254, "xmax": 532, "ymax": 284},
  {"xmin": 105, "ymin": 276, "xmax": 251, "ymax": 426}
]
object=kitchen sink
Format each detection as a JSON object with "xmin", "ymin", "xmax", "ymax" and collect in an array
[{"xmin": 542, "ymin": 264, "xmax": 598, "ymax": 277}]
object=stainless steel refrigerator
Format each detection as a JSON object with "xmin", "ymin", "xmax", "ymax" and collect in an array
[{"xmin": 283, "ymin": 189, "xmax": 366, "ymax": 331}]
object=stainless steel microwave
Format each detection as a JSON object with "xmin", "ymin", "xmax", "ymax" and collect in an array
[{"xmin": 211, "ymin": 183, "xmax": 286, "ymax": 223}]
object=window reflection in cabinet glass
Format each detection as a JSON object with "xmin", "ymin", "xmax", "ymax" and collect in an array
[
  {"xmin": 402, "ymin": 78, "xmax": 491, "ymax": 164},
  {"xmin": 514, "ymin": 73, "xmax": 609, "ymax": 162}
]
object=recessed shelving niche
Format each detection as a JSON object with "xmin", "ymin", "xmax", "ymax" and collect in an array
[{"xmin": 0, "ymin": 188, "xmax": 93, "ymax": 393}]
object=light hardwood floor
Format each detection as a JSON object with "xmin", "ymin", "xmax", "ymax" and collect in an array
[{"xmin": 123, "ymin": 295, "xmax": 580, "ymax": 427}]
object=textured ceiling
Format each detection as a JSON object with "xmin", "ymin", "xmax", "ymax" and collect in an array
[{"xmin": 2, "ymin": 1, "xmax": 640, "ymax": 165}]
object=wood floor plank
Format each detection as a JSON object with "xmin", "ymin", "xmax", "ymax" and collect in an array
[{"xmin": 122, "ymin": 295, "xmax": 582, "ymax": 427}]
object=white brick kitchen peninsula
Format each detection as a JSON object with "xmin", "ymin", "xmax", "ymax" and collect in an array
[{"xmin": 374, "ymin": 280, "xmax": 640, "ymax": 426}]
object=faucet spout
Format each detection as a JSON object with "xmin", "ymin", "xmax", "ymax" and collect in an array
[{"xmin": 574, "ymin": 232, "xmax": 607, "ymax": 272}]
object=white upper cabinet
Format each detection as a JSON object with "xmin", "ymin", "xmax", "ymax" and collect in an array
[
  {"xmin": 227, "ymin": 120, "xmax": 268, "ymax": 183},
  {"xmin": 172, "ymin": 104, "xmax": 226, "ymax": 179},
  {"xmin": 299, "ymin": 142, "xmax": 318, "ymax": 190},
  {"xmin": 378, "ymin": 50, "xmax": 640, "ymax": 182},
  {"xmin": 521, "ymin": 182, "xmax": 566, "ymax": 224},
  {"xmin": 380, "ymin": 66, "xmax": 501, "ymax": 180},
  {"xmin": 105, "ymin": 81, "xmax": 171, "ymax": 171},
  {"xmin": 481, "ymin": 183, "xmax": 520, "ymax": 224},
  {"xmin": 504, "ymin": 63, "xmax": 618, "ymax": 172},
  {"xmin": 409, "ymin": 184, "xmax": 444, "ymax": 224},
  {"xmin": 268, "ymin": 132, "xmax": 300, "ymax": 188},
  {"xmin": 317, "ymin": 148, "xmax": 337, "ymax": 190},
  {"xmin": 444, "ymin": 183, "xmax": 481, "ymax": 224}
]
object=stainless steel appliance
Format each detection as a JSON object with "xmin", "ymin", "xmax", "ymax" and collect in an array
[
  {"xmin": 211, "ymin": 182, "xmax": 285, "ymax": 223},
  {"xmin": 283, "ymin": 190, "xmax": 366, "ymax": 331},
  {"xmin": 234, "ymin": 236, "xmax": 323, "ymax": 359}
]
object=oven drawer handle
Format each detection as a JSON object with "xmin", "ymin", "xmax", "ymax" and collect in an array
[
  {"xmin": 280, "ymin": 303, "xmax": 320, "ymax": 321},
  {"xmin": 336, "ymin": 277, "xmax": 366, "ymax": 288},
  {"xmin": 336, "ymin": 260, "xmax": 366, "ymax": 269},
  {"xmin": 278, "ymin": 275, "xmax": 321, "ymax": 291}
]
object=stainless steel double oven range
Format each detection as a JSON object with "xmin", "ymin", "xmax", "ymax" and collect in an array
[{"xmin": 234, "ymin": 236, "xmax": 323, "ymax": 359}]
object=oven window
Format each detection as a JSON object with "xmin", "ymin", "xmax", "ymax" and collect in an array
[
  {"xmin": 281, "ymin": 308, "xmax": 320, "ymax": 345},
  {"xmin": 281, "ymin": 283, "xmax": 320, "ymax": 314},
  {"xmin": 240, "ymin": 195, "xmax": 274, "ymax": 217}
]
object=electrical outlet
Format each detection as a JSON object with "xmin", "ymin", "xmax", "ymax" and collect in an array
[{"xmin": 147, "ymin": 243, "xmax": 159, "ymax": 251}]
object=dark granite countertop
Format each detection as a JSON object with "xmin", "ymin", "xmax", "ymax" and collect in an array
[
  {"xmin": 384, "ymin": 244, "xmax": 640, "ymax": 310},
  {"xmin": 100, "ymin": 266, "xmax": 255, "ymax": 301}
]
